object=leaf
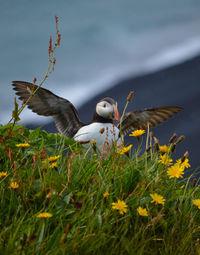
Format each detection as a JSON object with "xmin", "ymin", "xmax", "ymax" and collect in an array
[
  {"xmin": 36, "ymin": 222, "xmax": 45, "ymax": 252},
  {"xmin": 97, "ymin": 213, "xmax": 102, "ymax": 228},
  {"xmin": 63, "ymin": 192, "xmax": 72, "ymax": 204}
]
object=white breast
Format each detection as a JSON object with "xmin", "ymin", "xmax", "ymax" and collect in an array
[{"xmin": 73, "ymin": 122, "xmax": 123, "ymax": 152}]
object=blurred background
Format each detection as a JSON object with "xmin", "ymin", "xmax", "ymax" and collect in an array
[{"xmin": 1, "ymin": 0, "xmax": 200, "ymax": 168}]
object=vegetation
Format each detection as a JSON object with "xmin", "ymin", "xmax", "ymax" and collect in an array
[{"xmin": 0, "ymin": 122, "xmax": 200, "ymax": 255}]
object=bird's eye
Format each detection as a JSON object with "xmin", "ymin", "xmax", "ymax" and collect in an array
[{"xmin": 103, "ymin": 103, "xmax": 106, "ymax": 107}]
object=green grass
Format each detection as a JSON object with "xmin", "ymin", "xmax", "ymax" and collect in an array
[{"xmin": 0, "ymin": 123, "xmax": 200, "ymax": 255}]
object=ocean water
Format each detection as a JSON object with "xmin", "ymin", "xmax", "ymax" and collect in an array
[{"xmin": 1, "ymin": 0, "xmax": 200, "ymax": 124}]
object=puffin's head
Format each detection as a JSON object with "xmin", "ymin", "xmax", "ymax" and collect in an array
[{"xmin": 96, "ymin": 97, "xmax": 119, "ymax": 121}]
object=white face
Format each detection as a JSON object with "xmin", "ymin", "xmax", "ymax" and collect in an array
[{"xmin": 96, "ymin": 100, "xmax": 114, "ymax": 119}]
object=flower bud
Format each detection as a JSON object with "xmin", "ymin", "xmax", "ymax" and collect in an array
[
  {"xmin": 171, "ymin": 144, "xmax": 176, "ymax": 152},
  {"xmin": 127, "ymin": 91, "xmax": 134, "ymax": 102},
  {"xmin": 176, "ymin": 135, "xmax": 185, "ymax": 144},
  {"xmin": 146, "ymin": 146, "xmax": 152, "ymax": 152},
  {"xmin": 153, "ymin": 136, "xmax": 159, "ymax": 144},
  {"xmin": 153, "ymin": 136, "xmax": 159, "ymax": 151},
  {"xmin": 169, "ymin": 133, "xmax": 177, "ymax": 144},
  {"xmin": 149, "ymin": 131, "xmax": 153, "ymax": 138}
]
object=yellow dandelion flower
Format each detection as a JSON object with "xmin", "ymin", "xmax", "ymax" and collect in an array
[
  {"xmin": 176, "ymin": 158, "xmax": 191, "ymax": 169},
  {"xmin": 112, "ymin": 200, "xmax": 128, "ymax": 215},
  {"xmin": 103, "ymin": 191, "xmax": 109, "ymax": 198},
  {"xmin": 16, "ymin": 143, "xmax": 30, "ymax": 148},
  {"xmin": 117, "ymin": 144, "xmax": 133, "ymax": 154},
  {"xmin": 36, "ymin": 212, "xmax": 53, "ymax": 218},
  {"xmin": 192, "ymin": 199, "xmax": 200, "ymax": 209},
  {"xmin": 167, "ymin": 163, "xmax": 184, "ymax": 179},
  {"xmin": 0, "ymin": 171, "xmax": 7, "ymax": 178},
  {"xmin": 50, "ymin": 162, "xmax": 57, "ymax": 168},
  {"xmin": 10, "ymin": 181, "xmax": 19, "ymax": 189},
  {"xmin": 150, "ymin": 193, "xmax": 165, "ymax": 205},
  {"xmin": 137, "ymin": 206, "xmax": 148, "ymax": 216},
  {"xmin": 92, "ymin": 139, "xmax": 96, "ymax": 143},
  {"xmin": 129, "ymin": 130, "xmax": 145, "ymax": 137},
  {"xmin": 158, "ymin": 154, "xmax": 173, "ymax": 166},
  {"xmin": 159, "ymin": 145, "xmax": 170, "ymax": 153},
  {"xmin": 42, "ymin": 155, "xmax": 61, "ymax": 163}
]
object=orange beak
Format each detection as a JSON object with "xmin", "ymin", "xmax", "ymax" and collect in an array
[{"xmin": 113, "ymin": 105, "xmax": 120, "ymax": 121}]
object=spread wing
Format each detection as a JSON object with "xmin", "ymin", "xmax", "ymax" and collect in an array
[
  {"xmin": 12, "ymin": 81, "xmax": 83, "ymax": 138},
  {"xmin": 118, "ymin": 106, "xmax": 183, "ymax": 136}
]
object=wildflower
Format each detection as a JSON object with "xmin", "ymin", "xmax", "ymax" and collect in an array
[
  {"xmin": 112, "ymin": 200, "xmax": 128, "ymax": 215},
  {"xmin": 117, "ymin": 144, "xmax": 133, "ymax": 155},
  {"xmin": 137, "ymin": 206, "xmax": 148, "ymax": 216},
  {"xmin": 192, "ymin": 199, "xmax": 200, "ymax": 209},
  {"xmin": 92, "ymin": 139, "xmax": 96, "ymax": 143},
  {"xmin": 42, "ymin": 155, "xmax": 61, "ymax": 163},
  {"xmin": 36, "ymin": 212, "xmax": 53, "ymax": 218},
  {"xmin": 129, "ymin": 130, "xmax": 145, "ymax": 137},
  {"xmin": 176, "ymin": 158, "xmax": 191, "ymax": 169},
  {"xmin": 167, "ymin": 163, "xmax": 184, "ymax": 179},
  {"xmin": 103, "ymin": 191, "xmax": 109, "ymax": 198},
  {"xmin": 159, "ymin": 145, "xmax": 170, "ymax": 154},
  {"xmin": 50, "ymin": 162, "xmax": 57, "ymax": 168},
  {"xmin": 0, "ymin": 171, "xmax": 7, "ymax": 178},
  {"xmin": 16, "ymin": 143, "xmax": 30, "ymax": 148},
  {"xmin": 158, "ymin": 154, "xmax": 173, "ymax": 166},
  {"xmin": 10, "ymin": 181, "xmax": 19, "ymax": 189},
  {"xmin": 150, "ymin": 193, "xmax": 165, "ymax": 205}
]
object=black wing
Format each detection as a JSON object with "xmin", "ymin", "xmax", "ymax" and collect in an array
[
  {"xmin": 118, "ymin": 106, "xmax": 183, "ymax": 136},
  {"xmin": 12, "ymin": 81, "xmax": 83, "ymax": 138}
]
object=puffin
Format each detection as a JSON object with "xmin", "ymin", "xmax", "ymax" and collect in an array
[{"xmin": 12, "ymin": 81, "xmax": 183, "ymax": 152}]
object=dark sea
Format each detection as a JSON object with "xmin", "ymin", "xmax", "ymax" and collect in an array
[{"xmin": 1, "ymin": 0, "xmax": 200, "ymax": 124}]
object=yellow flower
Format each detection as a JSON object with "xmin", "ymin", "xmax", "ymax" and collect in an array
[
  {"xmin": 16, "ymin": 143, "xmax": 30, "ymax": 148},
  {"xmin": 192, "ymin": 199, "xmax": 200, "ymax": 209},
  {"xmin": 167, "ymin": 163, "xmax": 184, "ymax": 179},
  {"xmin": 150, "ymin": 193, "xmax": 165, "ymax": 205},
  {"xmin": 137, "ymin": 206, "xmax": 148, "ymax": 216},
  {"xmin": 42, "ymin": 155, "xmax": 61, "ymax": 163},
  {"xmin": 36, "ymin": 212, "xmax": 53, "ymax": 218},
  {"xmin": 158, "ymin": 154, "xmax": 173, "ymax": 166},
  {"xmin": 50, "ymin": 162, "xmax": 57, "ymax": 168},
  {"xmin": 117, "ymin": 144, "xmax": 133, "ymax": 154},
  {"xmin": 0, "ymin": 171, "xmax": 7, "ymax": 178},
  {"xmin": 10, "ymin": 181, "xmax": 19, "ymax": 189},
  {"xmin": 159, "ymin": 145, "xmax": 170, "ymax": 153},
  {"xmin": 129, "ymin": 130, "xmax": 145, "ymax": 137},
  {"xmin": 112, "ymin": 200, "xmax": 128, "ymax": 215},
  {"xmin": 176, "ymin": 158, "xmax": 191, "ymax": 169},
  {"xmin": 92, "ymin": 139, "xmax": 96, "ymax": 143},
  {"xmin": 103, "ymin": 191, "xmax": 109, "ymax": 198}
]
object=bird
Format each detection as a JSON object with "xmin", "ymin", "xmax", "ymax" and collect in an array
[{"xmin": 12, "ymin": 81, "xmax": 183, "ymax": 152}]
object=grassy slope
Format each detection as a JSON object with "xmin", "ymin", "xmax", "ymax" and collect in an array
[{"xmin": 0, "ymin": 123, "xmax": 200, "ymax": 255}]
